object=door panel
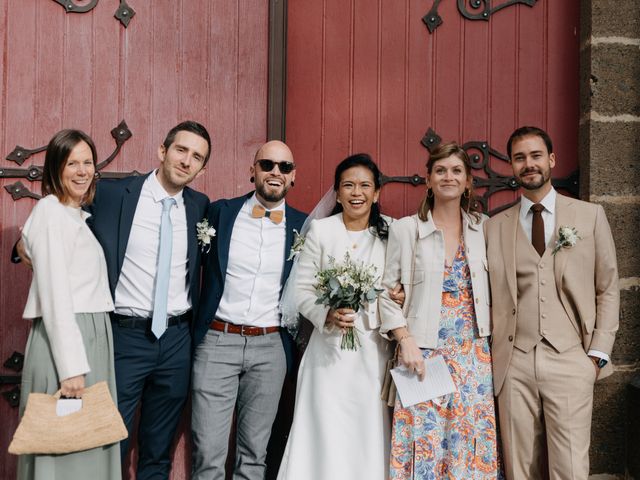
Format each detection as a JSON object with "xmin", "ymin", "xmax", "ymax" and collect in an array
[
  {"xmin": 285, "ymin": 0, "xmax": 580, "ymax": 217},
  {"xmin": 0, "ymin": 1, "xmax": 268, "ymax": 478}
]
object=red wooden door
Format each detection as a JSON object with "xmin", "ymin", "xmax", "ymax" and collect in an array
[
  {"xmin": 285, "ymin": 0, "xmax": 580, "ymax": 217},
  {"xmin": 0, "ymin": 1, "xmax": 269, "ymax": 479}
]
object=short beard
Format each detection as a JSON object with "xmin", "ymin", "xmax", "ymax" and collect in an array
[
  {"xmin": 517, "ymin": 168, "xmax": 551, "ymax": 190},
  {"xmin": 256, "ymin": 183, "xmax": 289, "ymax": 203}
]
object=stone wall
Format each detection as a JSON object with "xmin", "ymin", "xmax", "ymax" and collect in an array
[{"xmin": 579, "ymin": 1, "xmax": 640, "ymax": 478}]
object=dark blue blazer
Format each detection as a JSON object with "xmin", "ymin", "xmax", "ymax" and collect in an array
[
  {"xmin": 193, "ymin": 193, "xmax": 307, "ymax": 373},
  {"xmin": 88, "ymin": 173, "xmax": 209, "ymax": 312}
]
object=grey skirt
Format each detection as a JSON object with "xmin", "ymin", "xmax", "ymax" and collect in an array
[{"xmin": 17, "ymin": 311, "xmax": 121, "ymax": 480}]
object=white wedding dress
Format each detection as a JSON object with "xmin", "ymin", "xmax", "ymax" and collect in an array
[{"xmin": 277, "ymin": 216, "xmax": 391, "ymax": 480}]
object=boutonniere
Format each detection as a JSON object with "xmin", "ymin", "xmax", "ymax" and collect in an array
[
  {"xmin": 196, "ymin": 219, "xmax": 216, "ymax": 253},
  {"xmin": 287, "ymin": 229, "xmax": 305, "ymax": 261},
  {"xmin": 552, "ymin": 226, "xmax": 581, "ymax": 255}
]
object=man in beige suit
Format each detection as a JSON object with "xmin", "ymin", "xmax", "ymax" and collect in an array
[{"xmin": 485, "ymin": 126, "xmax": 619, "ymax": 480}]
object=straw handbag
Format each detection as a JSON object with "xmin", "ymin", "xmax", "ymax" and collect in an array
[{"xmin": 8, "ymin": 381, "xmax": 127, "ymax": 455}]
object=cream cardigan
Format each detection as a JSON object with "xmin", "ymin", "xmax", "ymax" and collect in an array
[
  {"xmin": 379, "ymin": 210, "xmax": 491, "ymax": 348},
  {"xmin": 22, "ymin": 195, "xmax": 113, "ymax": 380}
]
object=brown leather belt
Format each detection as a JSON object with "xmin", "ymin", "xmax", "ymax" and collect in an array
[{"xmin": 209, "ymin": 319, "xmax": 280, "ymax": 336}]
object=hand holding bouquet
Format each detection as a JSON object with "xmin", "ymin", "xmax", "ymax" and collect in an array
[{"xmin": 314, "ymin": 252, "xmax": 382, "ymax": 350}]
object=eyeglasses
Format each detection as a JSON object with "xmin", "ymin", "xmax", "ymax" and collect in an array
[{"xmin": 254, "ymin": 159, "xmax": 296, "ymax": 174}]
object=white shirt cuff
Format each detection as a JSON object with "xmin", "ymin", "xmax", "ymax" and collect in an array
[{"xmin": 587, "ymin": 350, "xmax": 610, "ymax": 363}]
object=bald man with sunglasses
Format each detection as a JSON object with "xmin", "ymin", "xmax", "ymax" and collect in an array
[{"xmin": 191, "ymin": 141, "xmax": 307, "ymax": 480}]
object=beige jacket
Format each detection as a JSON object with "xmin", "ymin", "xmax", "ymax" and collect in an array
[
  {"xmin": 379, "ymin": 210, "xmax": 491, "ymax": 348},
  {"xmin": 485, "ymin": 194, "xmax": 619, "ymax": 394}
]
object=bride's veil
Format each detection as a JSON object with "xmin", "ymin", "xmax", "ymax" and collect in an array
[{"xmin": 280, "ymin": 188, "xmax": 336, "ymax": 345}]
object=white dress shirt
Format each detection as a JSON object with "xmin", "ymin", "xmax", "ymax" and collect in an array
[
  {"xmin": 22, "ymin": 195, "xmax": 114, "ymax": 380},
  {"xmin": 519, "ymin": 187, "xmax": 608, "ymax": 362},
  {"xmin": 215, "ymin": 194, "xmax": 286, "ymax": 327},
  {"xmin": 114, "ymin": 171, "xmax": 190, "ymax": 317}
]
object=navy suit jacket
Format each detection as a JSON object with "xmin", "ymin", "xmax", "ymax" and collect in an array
[
  {"xmin": 88, "ymin": 172, "xmax": 209, "ymax": 313},
  {"xmin": 193, "ymin": 192, "xmax": 307, "ymax": 373}
]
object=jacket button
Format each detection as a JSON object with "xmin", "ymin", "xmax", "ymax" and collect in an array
[
  {"xmin": 508, "ymin": 335, "xmax": 514, "ymax": 342},
  {"xmin": 512, "ymin": 308, "xmax": 516, "ymax": 315}
]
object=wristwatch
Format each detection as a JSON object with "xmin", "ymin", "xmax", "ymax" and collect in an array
[{"xmin": 596, "ymin": 357, "xmax": 608, "ymax": 369}]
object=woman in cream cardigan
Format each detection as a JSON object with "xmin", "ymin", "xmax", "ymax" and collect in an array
[
  {"xmin": 18, "ymin": 130, "xmax": 120, "ymax": 479},
  {"xmin": 379, "ymin": 142, "xmax": 500, "ymax": 479}
]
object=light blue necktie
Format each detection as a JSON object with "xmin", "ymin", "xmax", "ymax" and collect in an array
[{"xmin": 151, "ymin": 197, "xmax": 176, "ymax": 339}]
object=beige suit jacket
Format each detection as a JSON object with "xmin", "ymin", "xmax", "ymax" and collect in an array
[{"xmin": 485, "ymin": 194, "xmax": 619, "ymax": 395}]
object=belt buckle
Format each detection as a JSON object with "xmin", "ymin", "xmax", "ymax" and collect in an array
[{"xmin": 240, "ymin": 324, "xmax": 249, "ymax": 336}]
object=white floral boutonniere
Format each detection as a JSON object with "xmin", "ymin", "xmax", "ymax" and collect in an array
[
  {"xmin": 196, "ymin": 219, "xmax": 216, "ymax": 253},
  {"xmin": 287, "ymin": 229, "xmax": 305, "ymax": 261},
  {"xmin": 552, "ymin": 226, "xmax": 581, "ymax": 255}
]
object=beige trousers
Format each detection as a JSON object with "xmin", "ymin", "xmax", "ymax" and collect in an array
[{"xmin": 497, "ymin": 340, "xmax": 597, "ymax": 480}]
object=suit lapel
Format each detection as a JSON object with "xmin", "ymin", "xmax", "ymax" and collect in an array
[
  {"xmin": 216, "ymin": 195, "xmax": 248, "ymax": 277},
  {"xmin": 117, "ymin": 174, "xmax": 148, "ymax": 273},
  {"xmin": 183, "ymin": 188, "xmax": 200, "ymax": 285},
  {"xmin": 501, "ymin": 203, "xmax": 520, "ymax": 308},
  {"xmin": 553, "ymin": 194, "xmax": 576, "ymax": 294}
]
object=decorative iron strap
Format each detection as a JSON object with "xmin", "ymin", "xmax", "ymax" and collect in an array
[
  {"xmin": 1, "ymin": 120, "xmax": 138, "ymax": 201},
  {"xmin": 380, "ymin": 127, "xmax": 579, "ymax": 217},
  {"xmin": 1, "ymin": 352, "xmax": 23, "ymax": 407},
  {"xmin": 51, "ymin": 0, "xmax": 135, "ymax": 28},
  {"xmin": 423, "ymin": 0, "xmax": 538, "ymax": 33}
]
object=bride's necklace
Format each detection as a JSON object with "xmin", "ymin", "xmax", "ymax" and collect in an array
[{"xmin": 346, "ymin": 229, "xmax": 368, "ymax": 250}]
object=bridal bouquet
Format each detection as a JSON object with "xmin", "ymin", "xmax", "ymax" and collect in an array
[{"xmin": 314, "ymin": 252, "xmax": 382, "ymax": 351}]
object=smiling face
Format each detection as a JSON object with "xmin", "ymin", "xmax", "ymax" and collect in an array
[
  {"xmin": 336, "ymin": 165, "xmax": 380, "ymax": 229},
  {"xmin": 156, "ymin": 130, "xmax": 208, "ymax": 195},
  {"xmin": 250, "ymin": 141, "xmax": 296, "ymax": 208},
  {"xmin": 510, "ymin": 134, "xmax": 555, "ymax": 194},
  {"xmin": 61, "ymin": 140, "xmax": 96, "ymax": 207},
  {"xmin": 427, "ymin": 154, "xmax": 471, "ymax": 204}
]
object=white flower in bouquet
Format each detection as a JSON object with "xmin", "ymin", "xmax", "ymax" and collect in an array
[{"xmin": 313, "ymin": 252, "xmax": 382, "ymax": 351}]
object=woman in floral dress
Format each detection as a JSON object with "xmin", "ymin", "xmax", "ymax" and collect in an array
[{"xmin": 379, "ymin": 142, "xmax": 501, "ymax": 479}]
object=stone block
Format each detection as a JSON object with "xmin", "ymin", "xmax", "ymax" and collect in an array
[
  {"xmin": 590, "ymin": 369, "xmax": 637, "ymax": 474},
  {"xmin": 611, "ymin": 287, "xmax": 640, "ymax": 365},
  {"xmin": 591, "ymin": 0, "xmax": 640, "ymax": 38},
  {"xmin": 599, "ymin": 202, "xmax": 640, "ymax": 279},
  {"xmin": 584, "ymin": 121, "xmax": 640, "ymax": 197},
  {"xmin": 591, "ymin": 45, "xmax": 640, "ymax": 116}
]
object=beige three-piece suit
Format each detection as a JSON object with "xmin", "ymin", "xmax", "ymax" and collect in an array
[{"xmin": 485, "ymin": 193, "xmax": 619, "ymax": 480}]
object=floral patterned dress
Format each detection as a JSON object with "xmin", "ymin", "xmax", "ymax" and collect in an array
[{"xmin": 389, "ymin": 242, "xmax": 501, "ymax": 479}]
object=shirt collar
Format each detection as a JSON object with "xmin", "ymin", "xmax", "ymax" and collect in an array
[
  {"xmin": 246, "ymin": 192, "xmax": 286, "ymax": 213},
  {"xmin": 520, "ymin": 187, "xmax": 556, "ymax": 221},
  {"xmin": 148, "ymin": 169, "xmax": 184, "ymax": 205}
]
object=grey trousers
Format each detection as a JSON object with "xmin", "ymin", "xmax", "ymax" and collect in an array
[{"xmin": 191, "ymin": 329, "xmax": 286, "ymax": 480}]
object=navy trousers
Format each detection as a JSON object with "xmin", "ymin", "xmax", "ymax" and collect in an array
[{"xmin": 111, "ymin": 314, "xmax": 191, "ymax": 480}]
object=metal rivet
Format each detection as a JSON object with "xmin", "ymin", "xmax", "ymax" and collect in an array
[
  {"xmin": 483, "ymin": 12, "xmax": 488, "ymax": 17},
  {"xmin": 430, "ymin": 17, "xmax": 436, "ymax": 22},
  {"xmin": 482, "ymin": 143, "xmax": 487, "ymax": 148},
  {"xmin": 16, "ymin": 152, "xmax": 22, "ymax": 157},
  {"xmin": 119, "ymin": 130, "xmax": 125, "ymax": 135},
  {"xmin": 14, "ymin": 188, "xmax": 20, "ymax": 193},
  {"xmin": 67, "ymin": 3, "xmax": 73, "ymax": 9},
  {"xmin": 122, "ymin": 10, "xmax": 128, "ymax": 16},
  {"xmin": 428, "ymin": 138, "xmax": 434, "ymax": 143}
]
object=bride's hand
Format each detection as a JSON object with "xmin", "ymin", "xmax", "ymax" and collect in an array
[
  {"xmin": 397, "ymin": 335, "xmax": 425, "ymax": 381},
  {"xmin": 326, "ymin": 308, "xmax": 356, "ymax": 333}
]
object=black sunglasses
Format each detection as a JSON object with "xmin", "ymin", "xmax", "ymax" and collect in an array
[{"xmin": 254, "ymin": 159, "xmax": 296, "ymax": 174}]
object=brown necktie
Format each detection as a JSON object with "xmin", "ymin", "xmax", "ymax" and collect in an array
[
  {"xmin": 531, "ymin": 203, "xmax": 545, "ymax": 256},
  {"xmin": 251, "ymin": 204, "xmax": 284, "ymax": 224}
]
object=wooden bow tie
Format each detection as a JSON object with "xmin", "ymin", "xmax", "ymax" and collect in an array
[{"xmin": 251, "ymin": 204, "xmax": 284, "ymax": 224}]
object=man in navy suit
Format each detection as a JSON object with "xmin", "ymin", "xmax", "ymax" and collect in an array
[
  {"xmin": 89, "ymin": 121, "xmax": 210, "ymax": 480},
  {"xmin": 191, "ymin": 140, "xmax": 306, "ymax": 480}
]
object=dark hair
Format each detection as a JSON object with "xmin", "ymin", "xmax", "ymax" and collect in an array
[
  {"xmin": 506, "ymin": 126, "xmax": 553, "ymax": 159},
  {"xmin": 418, "ymin": 142, "xmax": 480, "ymax": 222},
  {"xmin": 330, "ymin": 153, "xmax": 388, "ymax": 240},
  {"xmin": 162, "ymin": 120, "xmax": 212, "ymax": 166},
  {"xmin": 41, "ymin": 129, "xmax": 98, "ymax": 206}
]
